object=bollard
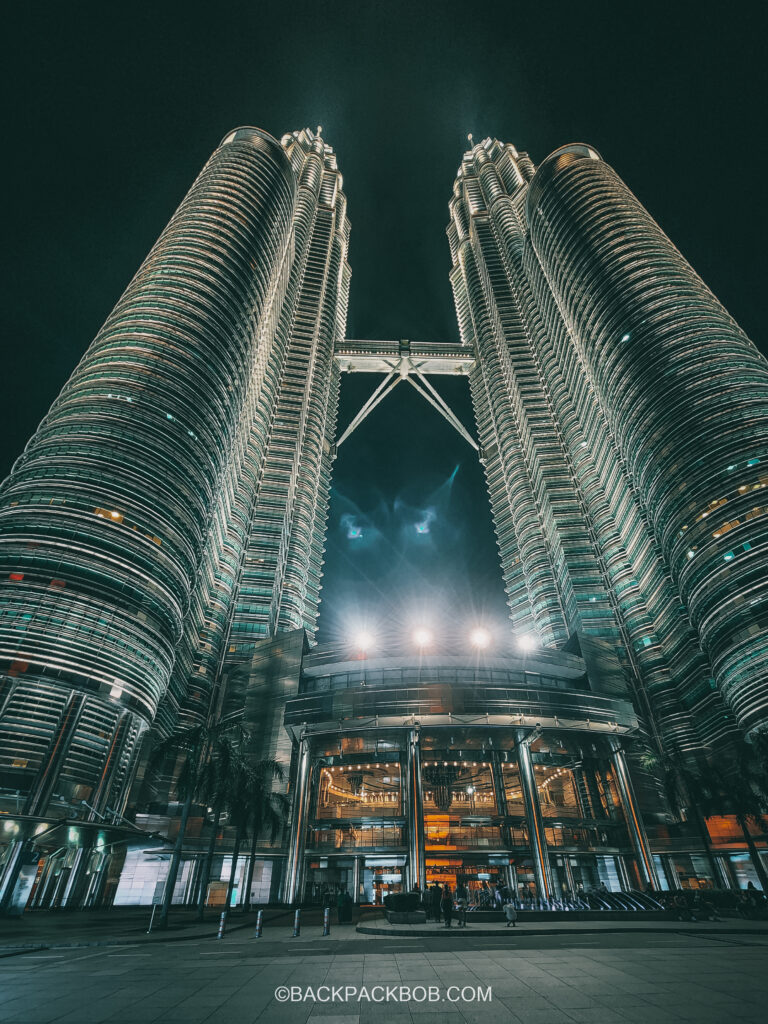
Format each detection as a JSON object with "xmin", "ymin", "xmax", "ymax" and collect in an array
[
  {"xmin": 254, "ymin": 909, "xmax": 263, "ymax": 938},
  {"xmin": 322, "ymin": 906, "xmax": 331, "ymax": 936},
  {"xmin": 292, "ymin": 908, "xmax": 301, "ymax": 937},
  {"xmin": 217, "ymin": 910, "xmax": 227, "ymax": 940}
]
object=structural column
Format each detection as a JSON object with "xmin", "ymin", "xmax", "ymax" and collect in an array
[
  {"xmin": 0, "ymin": 693, "xmax": 87, "ymax": 913},
  {"xmin": 491, "ymin": 753, "xmax": 512, "ymax": 846},
  {"xmin": 283, "ymin": 735, "xmax": 312, "ymax": 904},
  {"xmin": 610, "ymin": 741, "xmax": 660, "ymax": 890},
  {"xmin": 406, "ymin": 729, "xmax": 426, "ymax": 892},
  {"xmin": 515, "ymin": 730, "xmax": 552, "ymax": 900},
  {"xmin": 352, "ymin": 856, "xmax": 361, "ymax": 904}
]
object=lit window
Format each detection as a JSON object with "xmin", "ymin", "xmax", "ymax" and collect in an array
[
  {"xmin": 724, "ymin": 551, "xmax": 735, "ymax": 561},
  {"xmin": 747, "ymin": 458, "xmax": 761, "ymax": 467},
  {"xmin": 9, "ymin": 572, "xmax": 24, "ymax": 582}
]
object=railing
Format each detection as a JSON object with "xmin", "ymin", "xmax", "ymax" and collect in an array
[{"xmin": 309, "ymin": 826, "xmax": 404, "ymax": 849}]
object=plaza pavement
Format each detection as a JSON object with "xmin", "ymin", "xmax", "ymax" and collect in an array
[
  {"xmin": 0, "ymin": 923, "xmax": 766, "ymax": 1024},
  {"xmin": 1, "ymin": 917, "xmax": 768, "ymax": 1024}
]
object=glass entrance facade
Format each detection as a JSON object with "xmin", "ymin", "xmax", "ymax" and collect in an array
[{"xmin": 271, "ymin": 639, "xmax": 672, "ymax": 904}]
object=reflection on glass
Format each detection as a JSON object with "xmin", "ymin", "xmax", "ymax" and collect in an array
[
  {"xmin": 501, "ymin": 763, "xmax": 526, "ymax": 814},
  {"xmin": 535, "ymin": 764, "xmax": 582, "ymax": 818},
  {"xmin": 421, "ymin": 760, "xmax": 496, "ymax": 814},
  {"xmin": 316, "ymin": 764, "xmax": 401, "ymax": 819}
]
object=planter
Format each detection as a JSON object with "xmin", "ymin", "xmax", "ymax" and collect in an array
[{"xmin": 386, "ymin": 909, "xmax": 427, "ymax": 924}]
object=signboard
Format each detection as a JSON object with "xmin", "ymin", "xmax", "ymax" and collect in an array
[{"xmin": 6, "ymin": 855, "xmax": 39, "ymax": 917}]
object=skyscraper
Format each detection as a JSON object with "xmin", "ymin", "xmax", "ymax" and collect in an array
[
  {"xmin": 2, "ymin": 129, "xmax": 767, "ymax": 913},
  {"xmin": 448, "ymin": 138, "xmax": 768, "ymax": 752},
  {"xmin": 0, "ymin": 127, "xmax": 349, "ymax": 833}
]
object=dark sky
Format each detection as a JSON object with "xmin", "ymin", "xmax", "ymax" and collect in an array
[{"xmin": 2, "ymin": 1, "xmax": 765, "ymax": 646}]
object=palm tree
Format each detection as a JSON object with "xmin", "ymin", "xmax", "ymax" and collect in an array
[
  {"xmin": 221, "ymin": 753, "xmax": 253, "ymax": 913},
  {"xmin": 216, "ymin": 756, "xmax": 291, "ymax": 916},
  {"xmin": 147, "ymin": 721, "xmax": 242, "ymax": 929},
  {"xmin": 639, "ymin": 745, "xmax": 720, "ymax": 883},
  {"xmin": 241, "ymin": 760, "xmax": 290, "ymax": 912},
  {"xmin": 194, "ymin": 735, "xmax": 239, "ymax": 921},
  {"xmin": 696, "ymin": 743, "xmax": 768, "ymax": 891}
]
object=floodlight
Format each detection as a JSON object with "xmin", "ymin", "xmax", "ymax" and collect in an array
[
  {"xmin": 470, "ymin": 627, "xmax": 491, "ymax": 649},
  {"xmin": 413, "ymin": 628, "xmax": 433, "ymax": 648},
  {"xmin": 354, "ymin": 631, "xmax": 375, "ymax": 653}
]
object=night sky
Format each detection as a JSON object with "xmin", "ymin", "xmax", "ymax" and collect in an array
[{"xmin": 2, "ymin": 2, "xmax": 765, "ymax": 646}]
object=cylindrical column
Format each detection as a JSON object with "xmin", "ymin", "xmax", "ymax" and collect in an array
[
  {"xmin": 610, "ymin": 742, "xmax": 660, "ymax": 890},
  {"xmin": 406, "ymin": 729, "xmax": 425, "ymax": 892},
  {"xmin": 515, "ymin": 731, "xmax": 552, "ymax": 900},
  {"xmin": 283, "ymin": 736, "xmax": 311, "ymax": 904}
]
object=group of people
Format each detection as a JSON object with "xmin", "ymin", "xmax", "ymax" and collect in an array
[
  {"xmin": 657, "ymin": 882, "xmax": 766, "ymax": 922},
  {"xmin": 413, "ymin": 880, "xmax": 519, "ymax": 928}
]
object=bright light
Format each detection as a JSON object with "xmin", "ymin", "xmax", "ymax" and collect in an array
[
  {"xmin": 413, "ymin": 628, "xmax": 433, "ymax": 648},
  {"xmin": 517, "ymin": 633, "xmax": 537, "ymax": 652},
  {"xmin": 354, "ymin": 631, "xmax": 375, "ymax": 652},
  {"xmin": 470, "ymin": 627, "xmax": 491, "ymax": 649}
]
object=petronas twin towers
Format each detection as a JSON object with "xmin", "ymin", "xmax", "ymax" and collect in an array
[{"xmin": 1, "ymin": 125, "xmax": 767, "ymax": 866}]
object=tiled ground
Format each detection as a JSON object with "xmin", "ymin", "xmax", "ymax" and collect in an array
[{"xmin": 1, "ymin": 933, "xmax": 766, "ymax": 1023}]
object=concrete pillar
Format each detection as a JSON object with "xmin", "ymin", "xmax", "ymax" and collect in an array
[
  {"xmin": 515, "ymin": 730, "xmax": 552, "ymax": 899},
  {"xmin": 406, "ymin": 729, "xmax": 425, "ymax": 892},
  {"xmin": 283, "ymin": 736, "xmax": 312, "ymax": 904},
  {"xmin": 610, "ymin": 742, "xmax": 660, "ymax": 890}
]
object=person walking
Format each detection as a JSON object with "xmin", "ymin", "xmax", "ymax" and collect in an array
[
  {"xmin": 430, "ymin": 882, "xmax": 442, "ymax": 924},
  {"xmin": 504, "ymin": 899, "xmax": 518, "ymax": 928},
  {"xmin": 494, "ymin": 881, "xmax": 503, "ymax": 910},
  {"xmin": 441, "ymin": 884, "xmax": 454, "ymax": 928},
  {"xmin": 455, "ymin": 881, "xmax": 468, "ymax": 928}
]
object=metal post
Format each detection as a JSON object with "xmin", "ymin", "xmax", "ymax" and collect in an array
[
  {"xmin": 217, "ymin": 910, "xmax": 227, "ymax": 939},
  {"xmin": 254, "ymin": 908, "xmax": 263, "ymax": 937},
  {"xmin": 610, "ymin": 741, "xmax": 660, "ymax": 890},
  {"xmin": 515, "ymin": 730, "xmax": 552, "ymax": 900},
  {"xmin": 322, "ymin": 906, "xmax": 331, "ymax": 936},
  {"xmin": 292, "ymin": 908, "xmax": 301, "ymax": 937},
  {"xmin": 283, "ymin": 736, "xmax": 311, "ymax": 905},
  {"xmin": 147, "ymin": 905, "xmax": 158, "ymax": 933},
  {"xmin": 406, "ymin": 729, "xmax": 426, "ymax": 893}
]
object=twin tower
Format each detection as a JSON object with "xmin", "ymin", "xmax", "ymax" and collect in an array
[{"xmin": 1, "ymin": 126, "xmax": 767, "ymax": 824}]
